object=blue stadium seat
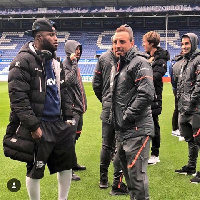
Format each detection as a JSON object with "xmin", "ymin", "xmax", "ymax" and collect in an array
[{"xmin": 0, "ymin": 28, "xmax": 200, "ymax": 78}]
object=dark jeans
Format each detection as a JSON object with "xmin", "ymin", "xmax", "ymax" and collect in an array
[
  {"xmin": 100, "ymin": 122, "xmax": 122, "ymax": 185},
  {"xmin": 151, "ymin": 115, "xmax": 160, "ymax": 157},
  {"xmin": 179, "ymin": 113, "xmax": 198, "ymax": 168},
  {"xmin": 117, "ymin": 136, "xmax": 150, "ymax": 200},
  {"xmin": 172, "ymin": 90, "xmax": 179, "ymax": 131}
]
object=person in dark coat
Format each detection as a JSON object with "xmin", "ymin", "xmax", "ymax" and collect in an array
[
  {"xmin": 143, "ymin": 31, "xmax": 170, "ymax": 165},
  {"xmin": 110, "ymin": 24, "xmax": 155, "ymax": 200},
  {"xmin": 62, "ymin": 40, "xmax": 87, "ymax": 181},
  {"xmin": 3, "ymin": 18, "xmax": 76, "ymax": 200},
  {"xmin": 175, "ymin": 33, "xmax": 200, "ymax": 184},
  {"xmin": 93, "ymin": 47, "xmax": 129, "ymax": 195}
]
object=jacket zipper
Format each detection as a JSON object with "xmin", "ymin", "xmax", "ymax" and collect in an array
[{"xmin": 39, "ymin": 77, "xmax": 42, "ymax": 92}]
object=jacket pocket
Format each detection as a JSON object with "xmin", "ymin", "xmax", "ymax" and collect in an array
[{"xmin": 3, "ymin": 124, "xmax": 35, "ymax": 163}]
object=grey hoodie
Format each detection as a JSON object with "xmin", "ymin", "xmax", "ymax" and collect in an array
[
  {"xmin": 182, "ymin": 33, "xmax": 199, "ymax": 54},
  {"xmin": 64, "ymin": 40, "xmax": 82, "ymax": 59},
  {"xmin": 62, "ymin": 40, "xmax": 87, "ymax": 117},
  {"xmin": 177, "ymin": 33, "xmax": 200, "ymax": 114}
]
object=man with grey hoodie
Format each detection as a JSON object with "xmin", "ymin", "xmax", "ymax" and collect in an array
[
  {"xmin": 62, "ymin": 40, "xmax": 87, "ymax": 181},
  {"xmin": 175, "ymin": 33, "xmax": 200, "ymax": 184}
]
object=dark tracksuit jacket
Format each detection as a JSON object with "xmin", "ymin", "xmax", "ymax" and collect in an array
[
  {"xmin": 92, "ymin": 49, "xmax": 117, "ymax": 124},
  {"xmin": 110, "ymin": 47, "xmax": 155, "ymax": 142},
  {"xmin": 110, "ymin": 47, "xmax": 155, "ymax": 200},
  {"xmin": 177, "ymin": 33, "xmax": 200, "ymax": 168},
  {"xmin": 177, "ymin": 33, "xmax": 200, "ymax": 115}
]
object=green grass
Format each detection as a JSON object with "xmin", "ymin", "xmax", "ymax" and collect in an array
[{"xmin": 0, "ymin": 82, "xmax": 199, "ymax": 200}]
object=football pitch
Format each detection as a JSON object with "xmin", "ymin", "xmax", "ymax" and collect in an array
[{"xmin": 0, "ymin": 82, "xmax": 199, "ymax": 200}]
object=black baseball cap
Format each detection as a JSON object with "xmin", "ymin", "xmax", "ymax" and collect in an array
[{"xmin": 25, "ymin": 18, "xmax": 57, "ymax": 37}]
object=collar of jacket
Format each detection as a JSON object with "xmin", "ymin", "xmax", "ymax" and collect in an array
[
  {"xmin": 153, "ymin": 47, "xmax": 170, "ymax": 61},
  {"xmin": 184, "ymin": 48, "xmax": 200, "ymax": 60},
  {"xmin": 29, "ymin": 42, "xmax": 57, "ymax": 61},
  {"xmin": 120, "ymin": 46, "xmax": 149, "ymax": 65}
]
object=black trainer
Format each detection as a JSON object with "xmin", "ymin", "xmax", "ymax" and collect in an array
[
  {"xmin": 175, "ymin": 165, "xmax": 196, "ymax": 175},
  {"xmin": 190, "ymin": 171, "xmax": 200, "ymax": 184},
  {"xmin": 72, "ymin": 172, "xmax": 80, "ymax": 181},
  {"xmin": 99, "ymin": 180, "xmax": 108, "ymax": 189},
  {"xmin": 109, "ymin": 182, "xmax": 129, "ymax": 195},
  {"xmin": 73, "ymin": 163, "xmax": 86, "ymax": 171}
]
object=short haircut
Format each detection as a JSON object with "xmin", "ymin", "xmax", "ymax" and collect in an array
[
  {"xmin": 115, "ymin": 24, "xmax": 134, "ymax": 42},
  {"xmin": 143, "ymin": 31, "xmax": 160, "ymax": 48}
]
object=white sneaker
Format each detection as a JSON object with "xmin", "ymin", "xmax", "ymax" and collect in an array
[
  {"xmin": 179, "ymin": 136, "xmax": 185, "ymax": 141},
  {"xmin": 175, "ymin": 130, "xmax": 181, "ymax": 136},
  {"xmin": 148, "ymin": 155, "xmax": 160, "ymax": 165},
  {"xmin": 172, "ymin": 129, "xmax": 180, "ymax": 137}
]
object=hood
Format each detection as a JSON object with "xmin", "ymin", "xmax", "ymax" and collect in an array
[
  {"xmin": 126, "ymin": 46, "xmax": 149, "ymax": 60},
  {"xmin": 19, "ymin": 41, "xmax": 42, "ymax": 61},
  {"xmin": 154, "ymin": 47, "xmax": 170, "ymax": 61},
  {"xmin": 172, "ymin": 53, "xmax": 183, "ymax": 62},
  {"xmin": 64, "ymin": 40, "xmax": 82, "ymax": 58},
  {"xmin": 182, "ymin": 33, "xmax": 199, "ymax": 53},
  {"xmin": 19, "ymin": 41, "xmax": 57, "ymax": 61}
]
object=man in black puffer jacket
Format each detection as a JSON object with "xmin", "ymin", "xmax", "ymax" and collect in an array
[
  {"xmin": 93, "ymin": 48, "xmax": 128, "ymax": 195},
  {"xmin": 175, "ymin": 33, "xmax": 200, "ymax": 184},
  {"xmin": 110, "ymin": 25, "xmax": 154, "ymax": 200},
  {"xmin": 143, "ymin": 31, "xmax": 170, "ymax": 165},
  {"xmin": 3, "ymin": 18, "xmax": 76, "ymax": 200}
]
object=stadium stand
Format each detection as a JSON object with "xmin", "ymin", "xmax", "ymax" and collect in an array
[{"xmin": 0, "ymin": 28, "xmax": 199, "ymax": 79}]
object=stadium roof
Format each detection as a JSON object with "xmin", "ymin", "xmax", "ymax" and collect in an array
[{"xmin": 0, "ymin": 0, "xmax": 198, "ymax": 9}]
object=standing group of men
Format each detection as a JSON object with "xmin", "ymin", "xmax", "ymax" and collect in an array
[
  {"xmin": 93, "ymin": 25, "xmax": 170, "ymax": 199},
  {"xmin": 2, "ymin": 17, "xmax": 200, "ymax": 200},
  {"xmin": 93, "ymin": 25, "xmax": 200, "ymax": 199}
]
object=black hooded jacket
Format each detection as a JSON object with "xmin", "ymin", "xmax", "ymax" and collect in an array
[
  {"xmin": 92, "ymin": 49, "xmax": 117, "ymax": 124},
  {"xmin": 110, "ymin": 47, "xmax": 155, "ymax": 141},
  {"xmin": 3, "ymin": 41, "xmax": 70, "ymax": 162},
  {"xmin": 150, "ymin": 47, "xmax": 170, "ymax": 115},
  {"xmin": 177, "ymin": 33, "xmax": 200, "ymax": 114},
  {"xmin": 62, "ymin": 40, "xmax": 87, "ymax": 119}
]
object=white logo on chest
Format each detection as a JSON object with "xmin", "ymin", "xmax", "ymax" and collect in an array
[{"xmin": 47, "ymin": 78, "xmax": 56, "ymax": 86}]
